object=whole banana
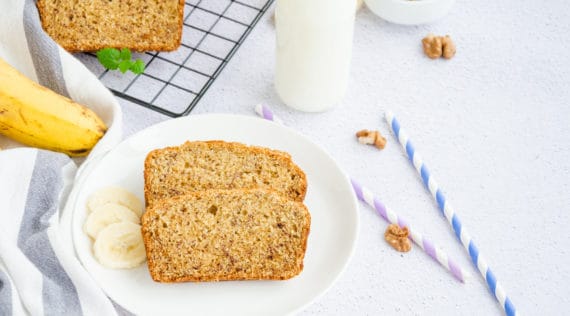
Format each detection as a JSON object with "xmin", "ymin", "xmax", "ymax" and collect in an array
[{"xmin": 0, "ymin": 57, "xmax": 107, "ymax": 156}]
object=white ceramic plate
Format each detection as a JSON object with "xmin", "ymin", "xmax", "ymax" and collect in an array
[{"xmin": 71, "ymin": 114, "xmax": 359, "ymax": 315}]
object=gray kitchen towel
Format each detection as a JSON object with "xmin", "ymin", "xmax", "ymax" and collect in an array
[{"xmin": 0, "ymin": 0, "xmax": 129, "ymax": 315}]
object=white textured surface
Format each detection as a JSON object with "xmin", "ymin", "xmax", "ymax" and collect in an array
[{"xmin": 120, "ymin": 0, "xmax": 570, "ymax": 314}]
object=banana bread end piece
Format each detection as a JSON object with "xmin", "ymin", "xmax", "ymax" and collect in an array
[{"xmin": 36, "ymin": 0, "xmax": 184, "ymax": 52}]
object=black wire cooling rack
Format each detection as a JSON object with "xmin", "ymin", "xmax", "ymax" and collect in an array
[{"xmin": 76, "ymin": 0, "xmax": 274, "ymax": 117}]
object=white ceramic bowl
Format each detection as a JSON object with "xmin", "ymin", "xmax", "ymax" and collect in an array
[{"xmin": 364, "ymin": 0, "xmax": 455, "ymax": 25}]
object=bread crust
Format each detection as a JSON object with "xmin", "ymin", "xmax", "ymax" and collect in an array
[
  {"xmin": 143, "ymin": 140, "xmax": 308, "ymax": 207},
  {"xmin": 141, "ymin": 189, "xmax": 311, "ymax": 282},
  {"xmin": 36, "ymin": 0, "xmax": 184, "ymax": 52}
]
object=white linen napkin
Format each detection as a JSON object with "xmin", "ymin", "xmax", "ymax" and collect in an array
[{"xmin": 0, "ymin": 0, "xmax": 129, "ymax": 315}]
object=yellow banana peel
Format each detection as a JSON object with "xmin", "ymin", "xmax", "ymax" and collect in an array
[{"xmin": 0, "ymin": 57, "xmax": 107, "ymax": 156}]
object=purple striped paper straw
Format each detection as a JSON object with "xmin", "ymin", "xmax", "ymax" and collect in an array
[
  {"xmin": 255, "ymin": 104, "xmax": 283, "ymax": 125},
  {"xmin": 351, "ymin": 179, "xmax": 468, "ymax": 282},
  {"xmin": 253, "ymin": 103, "xmax": 469, "ymax": 283}
]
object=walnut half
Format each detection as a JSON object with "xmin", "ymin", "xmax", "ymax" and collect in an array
[
  {"xmin": 441, "ymin": 35, "xmax": 456, "ymax": 59},
  {"xmin": 356, "ymin": 129, "xmax": 386, "ymax": 149},
  {"xmin": 422, "ymin": 33, "xmax": 456, "ymax": 60},
  {"xmin": 422, "ymin": 34, "xmax": 443, "ymax": 59},
  {"xmin": 384, "ymin": 224, "xmax": 412, "ymax": 252}
]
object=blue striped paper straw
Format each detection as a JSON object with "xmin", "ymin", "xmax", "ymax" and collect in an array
[
  {"xmin": 385, "ymin": 111, "xmax": 517, "ymax": 316},
  {"xmin": 254, "ymin": 103, "xmax": 469, "ymax": 282}
]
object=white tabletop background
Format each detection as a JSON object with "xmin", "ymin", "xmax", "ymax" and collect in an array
[{"xmin": 117, "ymin": 0, "xmax": 570, "ymax": 314}]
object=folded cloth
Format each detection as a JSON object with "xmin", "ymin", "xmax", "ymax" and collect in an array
[{"xmin": 0, "ymin": 1, "xmax": 129, "ymax": 315}]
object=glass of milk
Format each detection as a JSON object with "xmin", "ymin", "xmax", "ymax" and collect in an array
[{"xmin": 275, "ymin": 0, "xmax": 357, "ymax": 112}]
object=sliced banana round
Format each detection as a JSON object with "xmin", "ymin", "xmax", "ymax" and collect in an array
[
  {"xmin": 87, "ymin": 187, "xmax": 143, "ymax": 217},
  {"xmin": 84, "ymin": 203, "xmax": 140, "ymax": 239},
  {"xmin": 94, "ymin": 222, "xmax": 146, "ymax": 269}
]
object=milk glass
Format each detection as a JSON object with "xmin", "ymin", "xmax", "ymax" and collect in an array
[{"xmin": 275, "ymin": 0, "xmax": 357, "ymax": 112}]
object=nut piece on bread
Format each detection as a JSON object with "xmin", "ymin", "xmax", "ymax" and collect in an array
[
  {"xmin": 36, "ymin": 0, "xmax": 184, "ymax": 52},
  {"xmin": 144, "ymin": 141, "xmax": 307, "ymax": 207},
  {"xmin": 141, "ymin": 189, "xmax": 311, "ymax": 282}
]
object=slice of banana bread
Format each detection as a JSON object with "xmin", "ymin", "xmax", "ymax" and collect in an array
[
  {"xmin": 143, "ymin": 141, "xmax": 307, "ymax": 207},
  {"xmin": 141, "ymin": 189, "xmax": 311, "ymax": 282},
  {"xmin": 36, "ymin": 0, "xmax": 184, "ymax": 52}
]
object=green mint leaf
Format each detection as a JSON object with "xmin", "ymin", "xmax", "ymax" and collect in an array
[
  {"xmin": 97, "ymin": 48, "xmax": 144, "ymax": 74},
  {"xmin": 119, "ymin": 48, "xmax": 131, "ymax": 62},
  {"xmin": 96, "ymin": 48, "xmax": 121, "ymax": 70},
  {"xmin": 118, "ymin": 60, "xmax": 134, "ymax": 73},
  {"xmin": 130, "ymin": 59, "xmax": 145, "ymax": 74}
]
